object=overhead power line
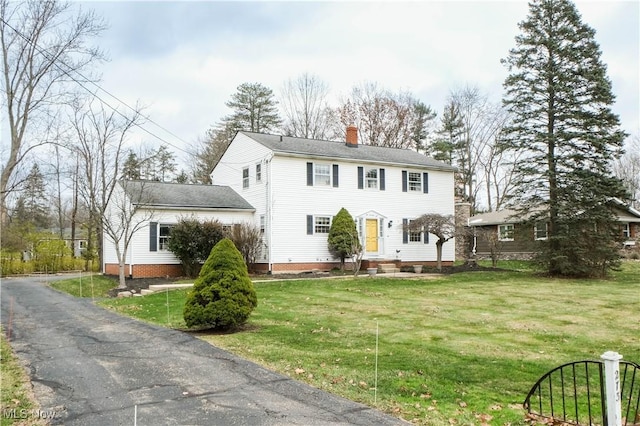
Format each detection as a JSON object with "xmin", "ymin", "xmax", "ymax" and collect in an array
[{"xmin": 1, "ymin": 15, "xmax": 194, "ymax": 156}]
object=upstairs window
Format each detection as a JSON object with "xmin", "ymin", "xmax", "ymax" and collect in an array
[
  {"xmin": 408, "ymin": 172, "xmax": 421, "ymax": 192},
  {"xmin": 366, "ymin": 168, "xmax": 378, "ymax": 189},
  {"xmin": 499, "ymin": 224, "xmax": 515, "ymax": 241},
  {"xmin": 256, "ymin": 163, "xmax": 262, "ymax": 183},
  {"xmin": 315, "ymin": 164, "xmax": 331, "ymax": 186},
  {"xmin": 307, "ymin": 162, "xmax": 339, "ymax": 187},
  {"xmin": 242, "ymin": 167, "xmax": 249, "ymax": 189},
  {"xmin": 358, "ymin": 167, "xmax": 385, "ymax": 190},
  {"xmin": 402, "ymin": 170, "xmax": 428, "ymax": 193}
]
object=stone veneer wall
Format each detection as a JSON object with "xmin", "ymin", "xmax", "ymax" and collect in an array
[{"xmin": 454, "ymin": 202, "xmax": 472, "ymax": 261}]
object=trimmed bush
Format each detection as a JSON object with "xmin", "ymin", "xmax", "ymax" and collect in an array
[{"xmin": 183, "ymin": 238, "xmax": 257, "ymax": 330}]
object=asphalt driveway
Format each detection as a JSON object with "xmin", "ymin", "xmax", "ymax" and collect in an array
[{"xmin": 0, "ymin": 275, "xmax": 405, "ymax": 425}]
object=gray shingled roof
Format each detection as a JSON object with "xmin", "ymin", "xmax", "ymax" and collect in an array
[
  {"xmin": 121, "ymin": 180, "xmax": 254, "ymax": 210},
  {"xmin": 241, "ymin": 132, "xmax": 457, "ymax": 171},
  {"xmin": 468, "ymin": 209, "xmax": 524, "ymax": 226}
]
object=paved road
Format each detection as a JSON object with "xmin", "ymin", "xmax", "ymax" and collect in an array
[{"xmin": 1, "ymin": 276, "xmax": 405, "ymax": 426}]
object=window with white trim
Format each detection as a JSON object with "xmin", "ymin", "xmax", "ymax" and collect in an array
[
  {"xmin": 622, "ymin": 223, "xmax": 631, "ymax": 239},
  {"xmin": 315, "ymin": 216, "xmax": 331, "ymax": 233},
  {"xmin": 534, "ymin": 222, "xmax": 548, "ymax": 240},
  {"xmin": 260, "ymin": 215, "xmax": 265, "ymax": 234},
  {"xmin": 159, "ymin": 224, "xmax": 174, "ymax": 250},
  {"xmin": 408, "ymin": 172, "xmax": 422, "ymax": 192},
  {"xmin": 256, "ymin": 163, "xmax": 262, "ymax": 183},
  {"xmin": 314, "ymin": 164, "xmax": 331, "ymax": 186},
  {"xmin": 499, "ymin": 224, "xmax": 515, "ymax": 241},
  {"xmin": 408, "ymin": 219, "xmax": 422, "ymax": 242},
  {"xmin": 242, "ymin": 167, "xmax": 249, "ymax": 188},
  {"xmin": 366, "ymin": 167, "xmax": 378, "ymax": 189}
]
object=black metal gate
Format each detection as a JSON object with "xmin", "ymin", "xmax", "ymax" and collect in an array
[{"xmin": 523, "ymin": 360, "xmax": 640, "ymax": 425}]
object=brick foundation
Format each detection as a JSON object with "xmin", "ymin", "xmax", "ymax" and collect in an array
[{"xmin": 103, "ymin": 263, "xmax": 183, "ymax": 278}]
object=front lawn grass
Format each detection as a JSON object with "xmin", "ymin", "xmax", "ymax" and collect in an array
[
  {"xmin": 98, "ymin": 262, "xmax": 640, "ymax": 425},
  {"xmin": 50, "ymin": 274, "xmax": 118, "ymax": 298},
  {"xmin": 0, "ymin": 328, "xmax": 46, "ymax": 426}
]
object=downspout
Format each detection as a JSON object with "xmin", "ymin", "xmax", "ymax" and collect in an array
[{"xmin": 266, "ymin": 153, "xmax": 274, "ymax": 273}]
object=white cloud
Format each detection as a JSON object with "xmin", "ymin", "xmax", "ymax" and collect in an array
[{"xmin": 88, "ymin": 0, "xmax": 639, "ymax": 156}]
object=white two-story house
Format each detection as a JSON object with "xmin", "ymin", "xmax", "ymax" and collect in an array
[{"xmin": 103, "ymin": 127, "xmax": 457, "ymax": 277}]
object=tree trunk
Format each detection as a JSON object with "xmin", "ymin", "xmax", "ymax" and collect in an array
[{"xmin": 436, "ymin": 240, "xmax": 444, "ymax": 271}]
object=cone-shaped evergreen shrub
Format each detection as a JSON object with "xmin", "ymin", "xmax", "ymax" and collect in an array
[{"xmin": 183, "ymin": 238, "xmax": 257, "ymax": 329}]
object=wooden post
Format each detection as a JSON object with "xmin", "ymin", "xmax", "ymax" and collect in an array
[{"xmin": 601, "ymin": 351, "xmax": 623, "ymax": 426}]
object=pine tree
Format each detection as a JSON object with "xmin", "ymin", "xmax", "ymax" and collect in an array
[
  {"xmin": 501, "ymin": 0, "xmax": 628, "ymax": 277},
  {"xmin": 222, "ymin": 82, "xmax": 282, "ymax": 133},
  {"xmin": 13, "ymin": 163, "xmax": 50, "ymax": 229}
]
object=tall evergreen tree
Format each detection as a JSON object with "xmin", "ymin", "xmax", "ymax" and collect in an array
[
  {"xmin": 222, "ymin": 82, "xmax": 282, "ymax": 133},
  {"xmin": 13, "ymin": 163, "xmax": 50, "ymax": 229},
  {"xmin": 501, "ymin": 0, "xmax": 628, "ymax": 277}
]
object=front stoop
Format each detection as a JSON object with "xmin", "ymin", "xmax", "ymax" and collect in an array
[{"xmin": 378, "ymin": 263, "xmax": 401, "ymax": 274}]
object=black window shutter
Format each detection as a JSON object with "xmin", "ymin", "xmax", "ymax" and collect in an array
[
  {"xmin": 423, "ymin": 231, "xmax": 429, "ymax": 244},
  {"xmin": 307, "ymin": 215, "xmax": 313, "ymax": 235},
  {"xmin": 402, "ymin": 171, "xmax": 408, "ymax": 192},
  {"xmin": 423, "ymin": 172, "xmax": 429, "ymax": 193},
  {"xmin": 149, "ymin": 222, "xmax": 157, "ymax": 252},
  {"xmin": 357, "ymin": 167, "xmax": 364, "ymax": 189},
  {"xmin": 307, "ymin": 162, "xmax": 313, "ymax": 186},
  {"xmin": 333, "ymin": 164, "xmax": 339, "ymax": 187},
  {"xmin": 402, "ymin": 218, "xmax": 408, "ymax": 244},
  {"xmin": 380, "ymin": 168, "xmax": 385, "ymax": 191}
]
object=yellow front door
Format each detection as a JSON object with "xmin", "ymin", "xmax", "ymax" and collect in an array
[{"xmin": 366, "ymin": 219, "xmax": 378, "ymax": 252}]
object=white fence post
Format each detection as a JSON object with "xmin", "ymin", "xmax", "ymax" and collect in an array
[{"xmin": 601, "ymin": 351, "xmax": 623, "ymax": 426}]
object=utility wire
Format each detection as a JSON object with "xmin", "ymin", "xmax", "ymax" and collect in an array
[{"xmin": 1, "ymin": 15, "xmax": 195, "ymax": 156}]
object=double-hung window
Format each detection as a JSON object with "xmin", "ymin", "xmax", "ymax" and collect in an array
[
  {"xmin": 357, "ymin": 167, "xmax": 385, "ymax": 190},
  {"xmin": 256, "ymin": 163, "xmax": 262, "ymax": 183},
  {"xmin": 402, "ymin": 170, "xmax": 428, "ymax": 193},
  {"xmin": 159, "ymin": 224, "xmax": 173, "ymax": 250},
  {"xmin": 408, "ymin": 172, "xmax": 421, "ymax": 192},
  {"xmin": 402, "ymin": 218, "xmax": 429, "ymax": 244},
  {"xmin": 242, "ymin": 167, "xmax": 249, "ymax": 189},
  {"xmin": 534, "ymin": 222, "xmax": 548, "ymax": 240},
  {"xmin": 499, "ymin": 224, "xmax": 515, "ymax": 241},
  {"xmin": 314, "ymin": 164, "xmax": 331, "ymax": 186},
  {"xmin": 366, "ymin": 168, "xmax": 378, "ymax": 189},
  {"xmin": 307, "ymin": 215, "xmax": 331, "ymax": 234},
  {"xmin": 622, "ymin": 223, "xmax": 631, "ymax": 239},
  {"xmin": 307, "ymin": 162, "xmax": 339, "ymax": 187},
  {"xmin": 408, "ymin": 220, "xmax": 422, "ymax": 242}
]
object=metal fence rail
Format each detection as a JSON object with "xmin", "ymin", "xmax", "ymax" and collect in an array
[{"xmin": 523, "ymin": 359, "xmax": 640, "ymax": 426}]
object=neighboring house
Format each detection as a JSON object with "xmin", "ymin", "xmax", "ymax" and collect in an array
[
  {"xmin": 102, "ymin": 181, "xmax": 254, "ymax": 278},
  {"xmin": 468, "ymin": 201, "xmax": 640, "ymax": 259},
  {"xmin": 103, "ymin": 127, "xmax": 457, "ymax": 277}
]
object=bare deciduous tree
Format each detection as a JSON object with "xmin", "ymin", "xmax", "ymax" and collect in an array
[
  {"xmin": 280, "ymin": 73, "xmax": 332, "ymax": 140},
  {"xmin": 333, "ymin": 82, "xmax": 435, "ymax": 149},
  {"xmin": 613, "ymin": 134, "xmax": 640, "ymax": 209},
  {"xmin": 1, "ymin": 0, "xmax": 105, "ymax": 221},
  {"xmin": 103, "ymin": 180, "xmax": 155, "ymax": 288},
  {"xmin": 69, "ymin": 98, "xmax": 143, "ymax": 270}
]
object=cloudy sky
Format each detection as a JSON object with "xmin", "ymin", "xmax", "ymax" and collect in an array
[{"xmin": 82, "ymin": 0, "xmax": 639, "ymax": 164}]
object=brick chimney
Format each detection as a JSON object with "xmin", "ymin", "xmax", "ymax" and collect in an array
[{"xmin": 346, "ymin": 125, "xmax": 358, "ymax": 147}]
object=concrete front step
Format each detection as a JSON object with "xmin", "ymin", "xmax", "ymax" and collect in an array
[
  {"xmin": 378, "ymin": 263, "xmax": 400, "ymax": 273},
  {"xmin": 139, "ymin": 283, "xmax": 194, "ymax": 296}
]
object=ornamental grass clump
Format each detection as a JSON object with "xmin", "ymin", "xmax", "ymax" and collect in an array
[{"xmin": 183, "ymin": 238, "xmax": 257, "ymax": 330}]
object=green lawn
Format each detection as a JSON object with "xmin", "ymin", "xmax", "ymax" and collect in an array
[
  {"xmin": 0, "ymin": 329, "xmax": 46, "ymax": 426},
  {"xmin": 99, "ymin": 262, "xmax": 640, "ymax": 425},
  {"xmin": 50, "ymin": 274, "xmax": 118, "ymax": 298}
]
